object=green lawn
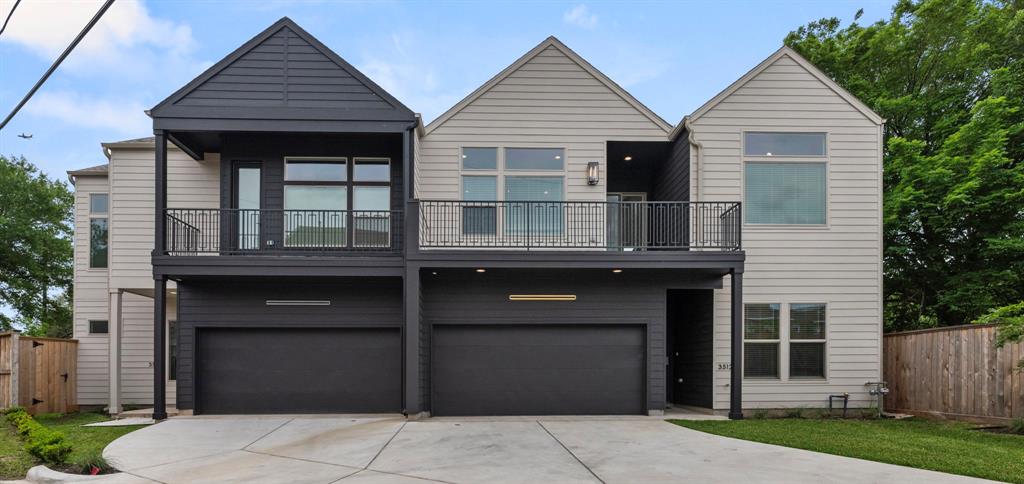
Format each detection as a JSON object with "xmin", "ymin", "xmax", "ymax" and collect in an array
[
  {"xmin": 672, "ymin": 418, "xmax": 1024, "ymax": 483},
  {"xmin": 0, "ymin": 412, "xmax": 146, "ymax": 479}
]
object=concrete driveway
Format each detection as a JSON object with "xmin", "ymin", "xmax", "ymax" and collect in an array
[{"xmin": 96, "ymin": 415, "xmax": 993, "ymax": 484}]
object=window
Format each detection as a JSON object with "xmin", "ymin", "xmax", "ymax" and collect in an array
[
  {"xmin": 89, "ymin": 320, "xmax": 108, "ymax": 334},
  {"xmin": 462, "ymin": 148, "xmax": 497, "ymax": 170},
  {"xmin": 462, "ymin": 176, "xmax": 497, "ymax": 235},
  {"xmin": 283, "ymin": 158, "xmax": 391, "ymax": 247},
  {"xmin": 745, "ymin": 132, "xmax": 826, "ymax": 157},
  {"xmin": 168, "ymin": 320, "xmax": 178, "ymax": 381},
  {"xmin": 744, "ymin": 304, "xmax": 780, "ymax": 378},
  {"xmin": 505, "ymin": 148, "xmax": 564, "ymax": 170},
  {"xmin": 790, "ymin": 303, "xmax": 826, "ymax": 378},
  {"xmin": 89, "ymin": 194, "xmax": 109, "ymax": 268},
  {"xmin": 505, "ymin": 176, "xmax": 564, "ymax": 234},
  {"xmin": 744, "ymin": 162, "xmax": 826, "ymax": 225}
]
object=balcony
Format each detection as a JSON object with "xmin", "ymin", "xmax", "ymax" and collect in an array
[
  {"xmin": 163, "ymin": 208, "xmax": 403, "ymax": 255},
  {"xmin": 417, "ymin": 200, "xmax": 741, "ymax": 251}
]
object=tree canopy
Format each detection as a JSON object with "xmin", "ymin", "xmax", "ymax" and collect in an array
[
  {"xmin": 0, "ymin": 155, "xmax": 74, "ymax": 337},
  {"xmin": 785, "ymin": 0, "xmax": 1024, "ymax": 331}
]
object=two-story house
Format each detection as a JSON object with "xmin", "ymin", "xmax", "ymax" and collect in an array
[{"xmin": 69, "ymin": 17, "xmax": 883, "ymax": 419}]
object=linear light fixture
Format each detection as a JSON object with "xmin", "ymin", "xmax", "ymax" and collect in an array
[
  {"xmin": 508, "ymin": 295, "xmax": 577, "ymax": 302},
  {"xmin": 265, "ymin": 300, "xmax": 331, "ymax": 306}
]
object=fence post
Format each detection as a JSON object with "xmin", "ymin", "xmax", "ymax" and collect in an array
[{"xmin": 10, "ymin": 332, "xmax": 18, "ymax": 409}]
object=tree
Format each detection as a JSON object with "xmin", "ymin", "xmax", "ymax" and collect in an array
[
  {"xmin": 785, "ymin": 0, "xmax": 1024, "ymax": 331},
  {"xmin": 0, "ymin": 155, "xmax": 74, "ymax": 336}
]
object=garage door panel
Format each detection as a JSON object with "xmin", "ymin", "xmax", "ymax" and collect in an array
[
  {"xmin": 432, "ymin": 324, "xmax": 645, "ymax": 416},
  {"xmin": 198, "ymin": 328, "xmax": 401, "ymax": 414}
]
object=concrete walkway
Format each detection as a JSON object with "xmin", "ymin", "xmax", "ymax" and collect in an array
[{"xmin": 89, "ymin": 415, "xmax": 994, "ymax": 484}]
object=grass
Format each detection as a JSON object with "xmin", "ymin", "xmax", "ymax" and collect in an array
[
  {"xmin": 0, "ymin": 411, "xmax": 146, "ymax": 479},
  {"xmin": 672, "ymin": 417, "xmax": 1024, "ymax": 483}
]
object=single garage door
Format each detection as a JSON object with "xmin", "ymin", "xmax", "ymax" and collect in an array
[
  {"xmin": 197, "ymin": 327, "xmax": 401, "ymax": 414},
  {"xmin": 431, "ymin": 324, "xmax": 645, "ymax": 416}
]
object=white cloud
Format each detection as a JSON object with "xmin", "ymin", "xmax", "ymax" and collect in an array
[
  {"xmin": 563, "ymin": 4, "xmax": 598, "ymax": 29},
  {"xmin": 0, "ymin": 0, "xmax": 195, "ymax": 68},
  {"xmin": 356, "ymin": 34, "xmax": 463, "ymax": 122},
  {"xmin": 24, "ymin": 91, "xmax": 149, "ymax": 134}
]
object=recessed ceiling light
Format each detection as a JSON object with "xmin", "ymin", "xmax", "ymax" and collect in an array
[
  {"xmin": 624, "ymin": 155, "xmax": 632, "ymax": 161},
  {"xmin": 612, "ymin": 269, "xmax": 623, "ymax": 273},
  {"xmin": 431, "ymin": 271, "xmax": 438, "ymax": 275},
  {"xmin": 475, "ymin": 268, "xmax": 486, "ymax": 273},
  {"xmin": 766, "ymin": 152, "xmax": 773, "ymax": 156}
]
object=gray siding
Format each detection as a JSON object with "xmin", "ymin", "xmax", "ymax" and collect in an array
[
  {"xmin": 71, "ymin": 176, "xmax": 111, "ymax": 406},
  {"xmin": 174, "ymin": 278, "xmax": 403, "ymax": 409},
  {"xmin": 655, "ymin": 131, "xmax": 690, "ymax": 202},
  {"xmin": 420, "ymin": 269, "xmax": 722, "ymax": 413},
  {"xmin": 178, "ymin": 27, "xmax": 394, "ymax": 111}
]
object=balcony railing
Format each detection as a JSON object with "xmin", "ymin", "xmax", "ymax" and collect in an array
[
  {"xmin": 164, "ymin": 208, "xmax": 403, "ymax": 255},
  {"xmin": 418, "ymin": 200, "xmax": 741, "ymax": 251}
]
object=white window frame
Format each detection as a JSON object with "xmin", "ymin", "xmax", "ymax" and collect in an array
[
  {"xmin": 743, "ymin": 301, "xmax": 830, "ymax": 383},
  {"xmin": 88, "ymin": 193, "xmax": 109, "ymax": 270},
  {"xmin": 741, "ymin": 130, "xmax": 830, "ymax": 229}
]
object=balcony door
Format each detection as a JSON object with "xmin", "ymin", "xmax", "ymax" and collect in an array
[
  {"xmin": 607, "ymin": 192, "xmax": 647, "ymax": 250},
  {"xmin": 233, "ymin": 162, "xmax": 261, "ymax": 250}
]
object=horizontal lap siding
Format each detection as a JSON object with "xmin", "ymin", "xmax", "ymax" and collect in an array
[
  {"xmin": 174, "ymin": 279, "xmax": 403, "ymax": 410},
  {"xmin": 417, "ymin": 46, "xmax": 668, "ymax": 201},
  {"xmin": 119, "ymin": 292, "xmax": 175, "ymax": 405},
  {"xmin": 72, "ymin": 176, "xmax": 110, "ymax": 405},
  {"xmin": 109, "ymin": 148, "xmax": 219, "ymax": 290},
  {"xmin": 693, "ymin": 55, "xmax": 882, "ymax": 410}
]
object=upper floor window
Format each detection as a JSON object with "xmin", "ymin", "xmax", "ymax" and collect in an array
[
  {"xmin": 462, "ymin": 148, "xmax": 498, "ymax": 170},
  {"xmin": 283, "ymin": 158, "xmax": 391, "ymax": 247},
  {"xmin": 505, "ymin": 148, "xmax": 564, "ymax": 171},
  {"xmin": 744, "ymin": 162, "xmax": 826, "ymax": 225},
  {"xmin": 744, "ymin": 132, "xmax": 826, "ymax": 157},
  {"xmin": 459, "ymin": 147, "xmax": 566, "ymax": 236},
  {"xmin": 89, "ymin": 193, "xmax": 109, "ymax": 268}
]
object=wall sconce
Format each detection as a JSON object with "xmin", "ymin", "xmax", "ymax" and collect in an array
[{"xmin": 586, "ymin": 162, "xmax": 600, "ymax": 185}]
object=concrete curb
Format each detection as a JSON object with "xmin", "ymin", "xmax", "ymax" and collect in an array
[{"xmin": 24, "ymin": 466, "xmax": 111, "ymax": 483}]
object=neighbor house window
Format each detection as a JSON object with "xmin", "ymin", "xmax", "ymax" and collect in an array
[
  {"xmin": 744, "ymin": 303, "xmax": 780, "ymax": 378},
  {"xmin": 168, "ymin": 320, "xmax": 178, "ymax": 381},
  {"xmin": 744, "ymin": 132, "xmax": 827, "ymax": 226},
  {"xmin": 790, "ymin": 303, "xmax": 827, "ymax": 378},
  {"xmin": 89, "ymin": 194, "xmax": 108, "ymax": 268},
  {"xmin": 89, "ymin": 320, "xmax": 108, "ymax": 334}
]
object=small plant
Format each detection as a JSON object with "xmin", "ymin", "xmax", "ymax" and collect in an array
[
  {"xmin": 785, "ymin": 408, "xmax": 804, "ymax": 419},
  {"xmin": 751, "ymin": 410, "xmax": 769, "ymax": 420},
  {"xmin": 4, "ymin": 408, "xmax": 72, "ymax": 464},
  {"xmin": 75, "ymin": 449, "xmax": 113, "ymax": 475},
  {"xmin": 1008, "ymin": 418, "xmax": 1024, "ymax": 435}
]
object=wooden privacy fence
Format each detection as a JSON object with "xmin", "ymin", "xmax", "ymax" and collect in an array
[
  {"xmin": 0, "ymin": 332, "xmax": 78, "ymax": 414},
  {"xmin": 884, "ymin": 323, "xmax": 1024, "ymax": 422}
]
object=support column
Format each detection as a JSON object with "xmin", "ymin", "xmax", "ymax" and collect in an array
[
  {"xmin": 153, "ymin": 277, "xmax": 167, "ymax": 420},
  {"xmin": 108, "ymin": 290, "xmax": 122, "ymax": 415},
  {"xmin": 729, "ymin": 269, "xmax": 744, "ymax": 420},
  {"xmin": 403, "ymin": 266, "xmax": 421, "ymax": 416},
  {"xmin": 154, "ymin": 130, "xmax": 167, "ymax": 256}
]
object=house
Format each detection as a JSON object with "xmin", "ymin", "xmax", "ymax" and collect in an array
[{"xmin": 68, "ymin": 17, "xmax": 884, "ymax": 419}]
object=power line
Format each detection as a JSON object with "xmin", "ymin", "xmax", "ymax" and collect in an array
[
  {"xmin": 0, "ymin": 0, "xmax": 21, "ymax": 37},
  {"xmin": 0, "ymin": 0, "xmax": 115, "ymax": 131}
]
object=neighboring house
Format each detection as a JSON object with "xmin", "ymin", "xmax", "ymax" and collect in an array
[{"xmin": 68, "ymin": 17, "xmax": 883, "ymax": 419}]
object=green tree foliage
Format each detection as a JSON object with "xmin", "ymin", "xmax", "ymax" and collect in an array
[
  {"xmin": 975, "ymin": 302, "xmax": 1024, "ymax": 369},
  {"xmin": 0, "ymin": 155, "xmax": 74, "ymax": 336},
  {"xmin": 785, "ymin": 0, "xmax": 1024, "ymax": 331}
]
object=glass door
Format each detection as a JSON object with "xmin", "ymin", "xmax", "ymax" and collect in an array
[
  {"xmin": 233, "ymin": 163, "xmax": 261, "ymax": 250},
  {"xmin": 608, "ymin": 192, "xmax": 647, "ymax": 250}
]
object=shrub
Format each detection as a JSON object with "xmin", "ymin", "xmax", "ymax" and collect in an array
[
  {"xmin": 785, "ymin": 408, "xmax": 804, "ymax": 419},
  {"xmin": 4, "ymin": 408, "xmax": 72, "ymax": 464},
  {"xmin": 75, "ymin": 448, "xmax": 113, "ymax": 475},
  {"xmin": 1008, "ymin": 418, "xmax": 1024, "ymax": 435}
]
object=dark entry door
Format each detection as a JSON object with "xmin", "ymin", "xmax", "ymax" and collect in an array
[
  {"xmin": 431, "ymin": 324, "xmax": 645, "ymax": 416},
  {"xmin": 197, "ymin": 327, "xmax": 401, "ymax": 414}
]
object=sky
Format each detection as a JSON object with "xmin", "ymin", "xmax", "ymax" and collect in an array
[{"xmin": 0, "ymin": 0, "xmax": 896, "ymax": 180}]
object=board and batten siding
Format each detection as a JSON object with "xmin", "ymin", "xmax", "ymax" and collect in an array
[
  {"xmin": 690, "ymin": 53, "xmax": 883, "ymax": 409},
  {"xmin": 417, "ymin": 44, "xmax": 669, "ymax": 201},
  {"xmin": 108, "ymin": 147, "xmax": 219, "ymax": 290},
  {"xmin": 72, "ymin": 175, "xmax": 111, "ymax": 406}
]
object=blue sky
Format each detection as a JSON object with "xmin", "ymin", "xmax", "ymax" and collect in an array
[{"xmin": 1, "ymin": 0, "xmax": 895, "ymax": 180}]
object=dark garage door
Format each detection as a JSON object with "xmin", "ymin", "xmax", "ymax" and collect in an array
[
  {"xmin": 432, "ymin": 324, "xmax": 645, "ymax": 416},
  {"xmin": 197, "ymin": 327, "xmax": 401, "ymax": 414}
]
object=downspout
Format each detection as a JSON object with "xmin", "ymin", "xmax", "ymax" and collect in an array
[{"xmin": 683, "ymin": 116, "xmax": 702, "ymax": 201}]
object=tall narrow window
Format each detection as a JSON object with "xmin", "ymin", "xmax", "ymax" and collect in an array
[
  {"xmin": 462, "ymin": 176, "xmax": 497, "ymax": 235},
  {"xmin": 89, "ymin": 194, "xmax": 108, "ymax": 268},
  {"xmin": 168, "ymin": 320, "xmax": 178, "ymax": 381},
  {"xmin": 235, "ymin": 165, "xmax": 261, "ymax": 250},
  {"xmin": 790, "ymin": 303, "xmax": 827, "ymax": 378},
  {"xmin": 353, "ymin": 158, "xmax": 392, "ymax": 247},
  {"xmin": 744, "ymin": 303, "xmax": 780, "ymax": 378}
]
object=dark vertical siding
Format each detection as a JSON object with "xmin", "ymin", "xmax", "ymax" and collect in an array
[
  {"xmin": 175, "ymin": 277, "xmax": 403, "ymax": 410},
  {"xmin": 654, "ymin": 130, "xmax": 691, "ymax": 202},
  {"xmin": 670, "ymin": 289, "xmax": 714, "ymax": 408},
  {"xmin": 420, "ymin": 269, "xmax": 721, "ymax": 413}
]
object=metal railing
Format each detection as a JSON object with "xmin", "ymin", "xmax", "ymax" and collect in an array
[
  {"xmin": 164, "ymin": 208, "xmax": 403, "ymax": 255},
  {"xmin": 418, "ymin": 200, "xmax": 741, "ymax": 250}
]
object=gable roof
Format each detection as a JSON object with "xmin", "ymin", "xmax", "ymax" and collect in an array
[
  {"xmin": 150, "ymin": 17, "xmax": 416, "ymax": 132},
  {"xmin": 425, "ymin": 36, "xmax": 672, "ymax": 135},
  {"xmin": 67, "ymin": 163, "xmax": 108, "ymax": 177},
  {"xmin": 674, "ymin": 46, "xmax": 884, "ymax": 138}
]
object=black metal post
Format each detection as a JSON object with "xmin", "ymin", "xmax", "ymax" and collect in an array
[
  {"xmin": 729, "ymin": 269, "xmax": 744, "ymax": 420},
  {"xmin": 154, "ymin": 131, "xmax": 167, "ymax": 256},
  {"xmin": 153, "ymin": 276, "xmax": 168, "ymax": 420},
  {"xmin": 403, "ymin": 265, "xmax": 420, "ymax": 415}
]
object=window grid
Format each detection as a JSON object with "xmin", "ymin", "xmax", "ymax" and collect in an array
[
  {"xmin": 744, "ymin": 302, "xmax": 828, "ymax": 381},
  {"xmin": 742, "ymin": 131, "xmax": 828, "ymax": 227},
  {"xmin": 743, "ymin": 303, "xmax": 780, "ymax": 379}
]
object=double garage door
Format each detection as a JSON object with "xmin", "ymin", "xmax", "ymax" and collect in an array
[{"xmin": 196, "ymin": 324, "xmax": 645, "ymax": 415}]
